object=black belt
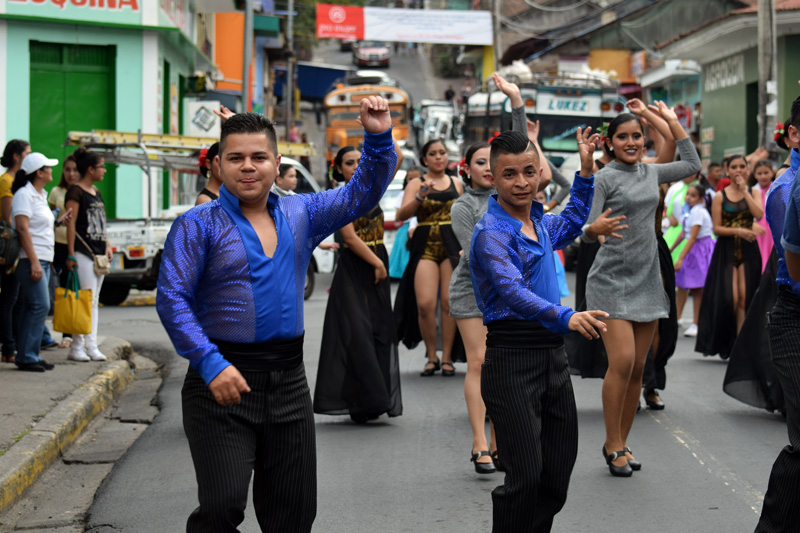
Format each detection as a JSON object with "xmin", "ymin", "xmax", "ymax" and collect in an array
[
  {"xmin": 211, "ymin": 334, "xmax": 304, "ymax": 372},
  {"xmin": 486, "ymin": 320, "xmax": 564, "ymax": 349}
]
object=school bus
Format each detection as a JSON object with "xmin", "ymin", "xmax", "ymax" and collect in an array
[{"xmin": 324, "ymin": 81, "xmax": 410, "ymax": 162}]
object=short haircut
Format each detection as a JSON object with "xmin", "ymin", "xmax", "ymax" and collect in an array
[
  {"xmin": 708, "ymin": 162, "xmax": 721, "ymax": 170},
  {"xmin": 220, "ymin": 113, "xmax": 278, "ymax": 156},
  {"xmin": 489, "ymin": 130, "xmax": 538, "ymax": 171},
  {"xmin": 790, "ymin": 96, "xmax": 800, "ymax": 131}
]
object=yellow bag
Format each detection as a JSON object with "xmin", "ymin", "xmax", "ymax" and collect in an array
[{"xmin": 53, "ymin": 271, "xmax": 92, "ymax": 335}]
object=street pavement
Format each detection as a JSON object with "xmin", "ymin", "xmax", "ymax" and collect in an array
[{"xmin": 80, "ymin": 271, "xmax": 789, "ymax": 533}]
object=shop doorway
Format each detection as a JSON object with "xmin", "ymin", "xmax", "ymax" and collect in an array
[{"xmin": 29, "ymin": 41, "xmax": 117, "ymax": 218}]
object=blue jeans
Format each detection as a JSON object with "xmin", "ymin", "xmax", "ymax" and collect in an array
[{"xmin": 15, "ymin": 259, "xmax": 50, "ymax": 365}]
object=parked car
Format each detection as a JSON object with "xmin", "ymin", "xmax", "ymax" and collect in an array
[
  {"xmin": 379, "ymin": 170, "xmax": 407, "ymax": 256},
  {"xmin": 352, "ymin": 41, "xmax": 390, "ymax": 68},
  {"xmin": 340, "ymin": 38, "xmax": 356, "ymax": 51}
]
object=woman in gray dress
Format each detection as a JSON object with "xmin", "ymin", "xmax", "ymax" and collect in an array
[{"xmin": 582, "ymin": 101, "xmax": 701, "ymax": 476}]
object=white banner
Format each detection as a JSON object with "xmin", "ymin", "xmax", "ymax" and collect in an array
[{"xmin": 363, "ymin": 7, "xmax": 492, "ymax": 46}]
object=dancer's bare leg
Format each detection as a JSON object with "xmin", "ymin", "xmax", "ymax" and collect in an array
[
  {"xmin": 439, "ymin": 259, "xmax": 456, "ymax": 364},
  {"xmin": 415, "ymin": 259, "xmax": 441, "ymax": 363},
  {"xmin": 601, "ymin": 319, "xmax": 636, "ymax": 468},
  {"xmin": 457, "ymin": 317, "xmax": 490, "ymax": 462}
]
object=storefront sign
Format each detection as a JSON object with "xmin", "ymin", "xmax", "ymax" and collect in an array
[
  {"xmin": 536, "ymin": 92, "xmax": 600, "ymax": 118},
  {"xmin": 8, "ymin": 0, "xmax": 138, "ymax": 11},
  {"xmin": 316, "ymin": 3, "xmax": 492, "ymax": 45},
  {"xmin": 704, "ymin": 54, "xmax": 744, "ymax": 93}
]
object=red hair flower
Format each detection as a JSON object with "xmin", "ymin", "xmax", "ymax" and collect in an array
[
  {"xmin": 774, "ymin": 122, "xmax": 785, "ymax": 142},
  {"xmin": 488, "ymin": 131, "xmax": 501, "ymax": 143},
  {"xmin": 457, "ymin": 158, "xmax": 468, "ymax": 178},
  {"xmin": 198, "ymin": 148, "xmax": 209, "ymax": 169}
]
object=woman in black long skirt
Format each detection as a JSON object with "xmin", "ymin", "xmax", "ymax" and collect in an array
[{"xmin": 313, "ymin": 146, "xmax": 402, "ymax": 423}]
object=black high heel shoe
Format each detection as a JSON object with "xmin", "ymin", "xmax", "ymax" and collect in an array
[
  {"xmin": 643, "ymin": 388, "xmax": 665, "ymax": 410},
  {"xmin": 623, "ymin": 446, "xmax": 641, "ymax": 471},
  {"xmin": 471, "ymin": 450, "xmax": 497, "ymax": 474},
  {"xmin": 603, "ymin": 446, "xmax": 633, "ymax": 477},
  {"xmin": 441, "ymin": 361, "xmax": 456, "ymax": 377},
  {"xmin": 490, "ymin": 450, "xmax": 505, "ymax": 472},
  {"xmin": 420, "ymin": 359, "xmax": 440, "ymax": 376}
]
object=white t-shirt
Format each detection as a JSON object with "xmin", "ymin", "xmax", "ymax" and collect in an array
[
  {"xmin": 12, "ymin": 182, "xmax": 55, "ymax": 262},
  {"xmin": 682, "ymin": 204, "xmax": 713, "ymax": 240}
]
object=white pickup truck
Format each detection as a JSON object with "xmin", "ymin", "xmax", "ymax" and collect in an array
[{"xmin": 100, "ymin": 156, "xmax": 335, "ymax": 305}]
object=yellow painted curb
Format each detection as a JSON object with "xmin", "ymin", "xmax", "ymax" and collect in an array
[{"xmin": 0, "ymin": 343, "xmax": 133, "ymax": 512}]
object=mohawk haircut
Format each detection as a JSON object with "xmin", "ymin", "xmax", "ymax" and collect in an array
[
  {"xmin": 220, "ymin": 112, "xmax": 278, "ymax": 157},
  {"xmin": 490, "ymin": 130, "xmax": 538, "ymax": 171}
]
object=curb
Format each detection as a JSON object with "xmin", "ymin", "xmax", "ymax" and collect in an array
[{"xmin": 0, "ymin": 338, "xmax": 134, "ymax": 512}]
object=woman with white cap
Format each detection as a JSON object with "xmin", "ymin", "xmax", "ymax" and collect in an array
[{"xmin": 11, "ymin": 152, "xmax": 68, "ymax": 371}]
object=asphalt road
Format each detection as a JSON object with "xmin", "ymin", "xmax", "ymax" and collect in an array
[
  {"xmin": 84, "ymin": 49, "xmax": 788, "ymax": 533},
  {"xmin": 85, "ymin": 269, "xmax": 788, "ymax": 533}
]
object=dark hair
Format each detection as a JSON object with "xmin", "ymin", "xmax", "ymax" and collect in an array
[
  {"xmin": 708, "ymin": 162, "xmax": 721, "ymax": 171},
  {"xmin": 722, "ymin": 156, "xmax": 732, "ymax": 168},
  {"xmin": 278, "ymin": 163, "xmax": 295, "ymax": 178},
  {"xmin": 73, "ymin": 147, "xmax": 104, "ymax": 177},
  {"xmin": 604, "ymin": 113, "xmax": 643, "ymax": 159},
  {"xmin": 791, "ymin": 95, "xmax": 800, "ymax": 131},
  {"xmin": 460, "ymin": 141, "xmax": 490, "ymax": 187},
  {"xmin": 688, "ymin": 183, "xmax": 712, "ymax": 208},
  {"xmin": 1, "ymin": 140, "xmax": 30, "ymax": 169},
  {"xmin": 220, "ymin": 112, "xmax": 277, "ymax": 156},
  {"xmin": 776, "ymin": 116, "xmax": 792, "ymax": 151},
  {"xmin": 12, "ymin": 169, "xmax": 37, "ymax": 194},
  {"xmin": 748, "ymin": 159, "xmax": 775, "ymax": 187},
  {"xmin": 331, "ymin": 146, "xmax": 359, "ymax": 182},
  {"xmin": 404, "ymin": 167, "xmax": 421, "ymax": 188},
  {"xmin": 419, "ymin": 139, "xmax": 445, "ymax": 168},
  {"xmin": 200, "ymin": 142, "xmax": 220, "ymax": 178},
  {"xmin": 489, "ymin": 131, "xmax": 537, "ymax": 171},
  {"xmin": 727, "ymin": 154, "xmax": 747, "ymax": 168},
  {"xmin": 58, "ymin": 154, "xmax": 77, "ymax": 189}
]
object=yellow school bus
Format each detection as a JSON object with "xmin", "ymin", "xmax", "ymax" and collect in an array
[{"xmin": 324, "ymin": 83, "xmax": 410, "ymax": 163}]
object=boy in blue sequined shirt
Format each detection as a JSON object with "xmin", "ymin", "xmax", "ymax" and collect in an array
[{"xmin": 469, "ymin": 129, "xmax": 612, "ymax": 532}]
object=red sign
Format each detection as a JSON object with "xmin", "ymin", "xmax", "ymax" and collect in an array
[{"xmin": 316, "ymin": 3, "xmax": 364, "ymax": 40}]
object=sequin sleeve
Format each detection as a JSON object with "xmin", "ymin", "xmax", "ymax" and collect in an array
[
  {"xmin": 156, "ymin": 213, "xmax": 230, "ymax": 385},
  {"xmin": 542, "ymin": 174, "xmax": 594, "ymax": 250},
  {"xmin": 294, "ymin": 129, "xmax": 396, "ymax": 247},
  {"xmin": 782, "ymin": 177, "xmax": 800, "ymax": 254},
  {"xmin": 472, "ymin": 223, "xmax": 574, "ymax": 333}
]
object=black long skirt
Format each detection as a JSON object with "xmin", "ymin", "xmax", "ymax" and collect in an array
[
  {"xmin": 313, "ymin": 246, "xmax": 402, "ymax": 419},
  {"xmin": 695, "ymin": 236, "xmax": 762, "ymax": 359},
  {"xmin": 566, "ymin": 236, "xmax": 677, "ymax": 390},
  {"xmin": 723, "ymin": 249, "xmax": 785, "ymax": 413},
  {"xmin": 393, "ymin": 225, "xmax": 465, "ymax": 362}
]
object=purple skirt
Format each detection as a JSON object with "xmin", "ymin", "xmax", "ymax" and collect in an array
[{"xmin": 676, "ymin": 236, "xmax": 715, "ymax": 289}]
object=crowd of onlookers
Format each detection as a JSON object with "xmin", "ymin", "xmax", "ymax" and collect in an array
[{"xmin": 0, "ymin": 139, "xmax": 112, "ymax": 372}]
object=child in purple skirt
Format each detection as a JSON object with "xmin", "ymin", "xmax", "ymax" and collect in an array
[{"xmin": 674, "ymin": 183, "xmax": 716, "ymax": 337}]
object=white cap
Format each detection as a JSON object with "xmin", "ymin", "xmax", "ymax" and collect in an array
[{"xmin": 21, "ymin": 152, "xmax": 58, "ymax": 175}]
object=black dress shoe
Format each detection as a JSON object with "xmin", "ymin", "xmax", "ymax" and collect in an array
[
  {"xmin": 420, "ymin": 359, "xmax": 440, "ymax": 376},
  {"xmin": 643, "ymin": 389, "xmax": 665, "ymax": 410},
  {"xmin": 623, "ymin": 446, "xmax": 641, "ymax": 471},
  {"xmin": 491, "ymin": 450, "xmax": 505, "ymax": 472},
  {"xmin": 39, "ymin": 361, "xmax": 55, "ymax": 371},
  {"xmin": 603, "ymin": 446, "xmax": 633, "ymax": 477},
  {"xmin": 441, "ymin": 361, "xmax": 455, "ymax": 377},
  {"xmin": 17, "ymin": 362, "xmax": 46, "ymax": 373},
  {"xmin": 471, "ymin": 450, "xmax": 497, "ymax": 474}
]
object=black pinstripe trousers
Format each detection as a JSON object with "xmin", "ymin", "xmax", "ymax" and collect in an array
[
  {"xmin": 757, "ymin": 287, "xmax": 800, "ymax": 532},
  {"xmin": 481, "ymin": 343, "xmax": 578, "ymax": 533},
  {"xmin": 182, "ymin": 364, "xmax": 316, "ymax": 533}
]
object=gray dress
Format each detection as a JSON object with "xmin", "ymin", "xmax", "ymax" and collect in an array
[
  {"xmin": 582, "ymin": 137, "xmax": 701, "ymax": 321},
  {"xmin": 449, "ymin": 186, "xmax": 494, "ymax": 318}
]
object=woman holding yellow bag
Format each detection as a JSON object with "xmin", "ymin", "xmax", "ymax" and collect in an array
[
  {"xmin": 11, "ymin": 152, "xmax": 65, "ymax": 372},
  {"xmin": 65, "ymin": 148, "xmax": 112, "ymax": 362}
]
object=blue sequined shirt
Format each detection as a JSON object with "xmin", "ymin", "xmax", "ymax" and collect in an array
[
  {"xmin": 766, "ymin": 148, "xmax": 800, "ymax": 298},
  {"xmin": 469, "ymin": 174, "xmax": 594, "ymax": 333},
  {"xmin": 156, "ymin": 129, "xmax": 396, "ymax": 384}
]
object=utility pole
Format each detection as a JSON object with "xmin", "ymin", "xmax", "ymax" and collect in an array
[
  {"xmin": 757, "ymin": 0, "xmax": 777, "ymax": 148},
  {"xmin": 492, "ymin": 0, "xmax": 501, "ymax": 73},
  {"xmin": 243, "ymin": 0, "xmax": 253, "ymax": 112},
  {"xmin": 284, "ymin": 0, "xmax": 295, "ymax": 133}
]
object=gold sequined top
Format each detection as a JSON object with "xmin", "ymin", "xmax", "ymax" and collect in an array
[
  {"xmin": 352, "ymin": 206, "xmax": 384, "ymax": 247},
  {"xmin": 417, "ymin": 177, "xmax": 459, "ymax": 226},
  {"xmin": 721, "ymin": 188, "xmax": 754, "ymax": 265}
]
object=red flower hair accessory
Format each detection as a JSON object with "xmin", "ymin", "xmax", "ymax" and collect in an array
[
  {"xmin": 488, "ymin": 131, "xmax": 501, "ymax": 143},
  {"xmin": 774, "ymin": 122, "xmax": 786, "ymax": 142},
  {"xmin": 457, "ymin": 158, "xmax": 468, "ymax": 178},
  {"xmin": 198, "ymin": 148, "xmax": 209, "ymax": 169}
]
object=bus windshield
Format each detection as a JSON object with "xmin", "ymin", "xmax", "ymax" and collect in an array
[{"xmin": 538, "ymin": 115, "xmax": 604, "ymax": 152}]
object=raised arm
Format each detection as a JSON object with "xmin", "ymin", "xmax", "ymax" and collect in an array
[
  {"xmin": 298, "ymin": 96, "xmax": 397, "ymax": 245},
  {"xmin": 156, "ymin": 215, "xmax": 229, "ymax": 385},
  {"xmin": 648, "ymin": 102, "xmax": 702, "ymax": 183},
  {"xmin": 451, "ymin": 200, "xmax": 478, "ymax": 253},
  {"xmin": 546, "ymin": 161, "xmax": 572, "ymax": 210}
]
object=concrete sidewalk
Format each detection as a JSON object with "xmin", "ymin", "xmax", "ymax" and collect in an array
[{"xmin": 0, "ymin": 334, "xmax": 135, "ymax": 512}]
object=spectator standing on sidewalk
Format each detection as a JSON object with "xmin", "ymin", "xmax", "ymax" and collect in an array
[
  {"xmin": 0, "ymin": 139, "xmax": 30, "ymax": 364},
  {"xmin": 65, "ymin": 148, "xmax": 111, "ymax": 362},
  {"xmin": 11, "ymin": 152, "xmax": 60, "ymax": 372}
]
